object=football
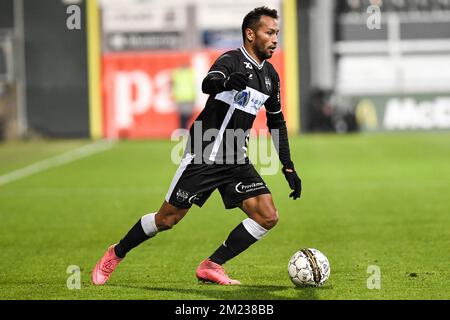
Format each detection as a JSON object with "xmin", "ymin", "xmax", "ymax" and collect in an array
[{"xmin": 288, "ymin": 248, "xmax": 330, "ymax": 287}]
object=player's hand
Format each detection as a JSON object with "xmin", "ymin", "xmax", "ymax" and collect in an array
[
  {"xmin": 282, "ymin": 167, "xmax": 302, "ymax": 200},
  {"xmin": 223, "ymin": 72, "xmax": 249, "ymax": 91}
]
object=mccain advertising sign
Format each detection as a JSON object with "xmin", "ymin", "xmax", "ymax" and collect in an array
[{"xmin": 353, "ymin": 94, "xmax": 450, "ymax": 131}]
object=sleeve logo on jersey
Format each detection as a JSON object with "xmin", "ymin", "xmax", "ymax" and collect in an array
[
  {"xmin": 234, "ymin": 91, "xmax": 251, "ymax": 107},
  {"xmin": 265, "ymin": 76, "xmax": 272, "ymax": 92}
]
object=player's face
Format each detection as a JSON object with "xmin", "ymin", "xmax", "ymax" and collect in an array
[{"xmin": 253, "ymin": 16, "xmax": 279, "ymax": 61}]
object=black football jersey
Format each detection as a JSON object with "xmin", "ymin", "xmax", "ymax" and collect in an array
[{"xmin": 186, "ymin": 47, "xmax": 283, "ymax": 164}]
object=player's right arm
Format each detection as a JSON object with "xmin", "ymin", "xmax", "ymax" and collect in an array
[{"xmin": 202, "ymin": 53, "xmax": 248, "ymax": 95}]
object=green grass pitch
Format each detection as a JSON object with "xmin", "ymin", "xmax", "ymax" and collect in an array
[{"xmin": 0, "ymin": 132, "xmax": 449, "ymax": 300}]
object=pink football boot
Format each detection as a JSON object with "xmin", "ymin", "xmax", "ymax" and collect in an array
[
  {"xmin": 92, "ymin": 245, "xmax": 122, "ymax": 285},
  {"xmin": 196, "ymin": 259, "xmax": 241, "ymax": 285}
]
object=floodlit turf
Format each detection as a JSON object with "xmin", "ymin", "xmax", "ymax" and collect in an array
[
  {"xmin": 0, "ymin": 132, "xmax": 449, "ymax": 300},
  {"xmin": 0, "ymin": 140, "xmax": 88, "ymax": 176}
]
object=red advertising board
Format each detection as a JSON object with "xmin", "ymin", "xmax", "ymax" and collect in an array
[{"xmin": 102, "ymin": 50, "xmax": 285, "ymax": 138}]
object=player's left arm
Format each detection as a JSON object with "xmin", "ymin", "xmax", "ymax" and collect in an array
[{"xmin": 265, "ymin": 70, "xmax": 302, "ymax": 200}]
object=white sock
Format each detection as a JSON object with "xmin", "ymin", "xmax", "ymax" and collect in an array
[
  {"xmin": 242, "ymin": 218, "xmax": 269, "ymax": 240},
  {"xmin": 140, "ymin": 213, "xmax": 158, "ymax": 237}
]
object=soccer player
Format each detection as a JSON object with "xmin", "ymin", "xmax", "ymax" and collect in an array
[{"xmin": 92, "ymin": 6, "xmax": 302, "ymax": 286}]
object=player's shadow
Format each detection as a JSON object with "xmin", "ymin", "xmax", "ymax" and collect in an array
[{"xmin": 109, "ymin": 283, "xmax": 325, "ymax": 300}]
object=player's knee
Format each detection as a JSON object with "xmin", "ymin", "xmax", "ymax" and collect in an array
[
  {"xmin": 157, "ymin": 216, "xmax": 176, "ymax": 230},
  {"xmin": 261, "ymin": 209, "xmax": 279, "ymax": 230},
  {"xmin": 156, "ymin": 212, "xmax": 183, "ymax": 231}
]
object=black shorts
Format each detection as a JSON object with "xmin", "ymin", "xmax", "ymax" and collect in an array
[{"xmin": 165, "ymin": 154, "xmax": 271, "ymax": 209}]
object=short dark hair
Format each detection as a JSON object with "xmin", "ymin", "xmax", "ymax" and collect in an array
[{"xmin": 242, "ymin": 6, "xmax": 279, "ymax": 43}]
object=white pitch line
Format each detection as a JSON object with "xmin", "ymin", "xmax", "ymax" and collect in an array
[{"xmin": 0, "ymin": 139, "xmax": 115, "ymax": 187}]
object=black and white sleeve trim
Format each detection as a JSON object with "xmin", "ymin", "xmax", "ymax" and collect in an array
[
  {"xmin": 207, "ymin": 71, "xmax": 227, "ymax": 78},
  {"xmin": 266, "ymin": 109, "xmax": 282, "ymax": 115}
]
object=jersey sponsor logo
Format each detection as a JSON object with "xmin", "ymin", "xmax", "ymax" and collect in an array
[
  {"xmin": 249, "ymin": 96, "xmax": 264, "ymax": 113},
  {"xmin": 234, "ymin": 91, "xmax": 251, "ymax": 107},
  {"xmin": 216, "ymin": 87, "xmax": 269, "ymax": 116},
  {"xmin": 235, "ymin": 181, "xmax": 266, "ymax": 194},
  {"xmin": 176, "ymin": 189, "xmax": 190, "ymax": 203},
  {"xmin": 265, "ymin": 76, "xmax": 272, "ymax": 92},
  {"xmin": 244, "ymin": 62, "xmax": 253, "ymax": 70}
]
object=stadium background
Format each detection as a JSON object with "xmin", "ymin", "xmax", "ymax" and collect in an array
[
  {"xmin": 0, "ymin": 0, "xmax": 449, "ymax": 300},
  {"xmin": 2, "ymin": 0, "xmax": 449, "ymax": 139}
]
